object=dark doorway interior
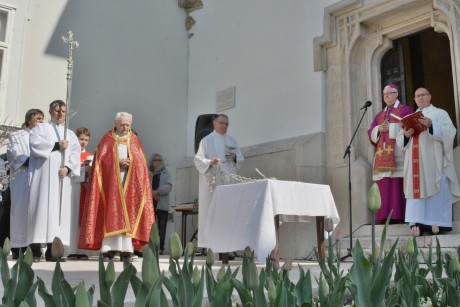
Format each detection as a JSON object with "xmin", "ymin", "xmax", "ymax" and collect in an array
[{"xmin": 381, "ymin": 28, "xmax": 456, "ymax": 135}]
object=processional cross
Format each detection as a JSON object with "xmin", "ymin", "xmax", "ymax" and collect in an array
[{"xmin": 59, "ymin": 31, "xmax": 79, "ymax": 224}]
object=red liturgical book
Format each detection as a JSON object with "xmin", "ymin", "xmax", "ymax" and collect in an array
[{"xmin": 390, "ymin": 111, "xmax": 427, "ymax": 136}]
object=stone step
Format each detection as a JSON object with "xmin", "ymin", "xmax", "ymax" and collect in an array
[
  {"xmin": 348, "ymin": 234, "xmax": 458, "ymax": 250},
  {"xmin": 333, "ymin": 223, "xmax": 460, "ymax": 262},
  {"xmin": 351, "ymin": 221, "xmax": 460, "ymax": 238}
]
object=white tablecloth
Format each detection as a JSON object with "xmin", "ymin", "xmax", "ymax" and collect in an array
[{"xmin": 203, "ymin": 179, "xmax": 340, "ymax": 261}]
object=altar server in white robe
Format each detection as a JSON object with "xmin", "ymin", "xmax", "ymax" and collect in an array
[
  {"xmin": 396, "ymin": 87, "xmax": 460, "ymax": 234},
  {"xmin": 28, "ymin": 100, "xmax": 80, "ymax": 261},
  {"xmin": 7, "ymin": 109, "xmax": 44, "ymax": 260},
  {"xmin": 194, "ymin": 114, "xmax": 244, "ymax": 247}
]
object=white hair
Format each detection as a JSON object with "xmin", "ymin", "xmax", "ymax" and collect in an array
[{"xmin": 115, "ymin": 112, "xmax": 133, "ymax": 121}]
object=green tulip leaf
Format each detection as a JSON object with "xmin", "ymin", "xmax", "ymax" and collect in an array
[{"xmin": 111, "ymin": 264, "xmax": 134, "ymax": 307}]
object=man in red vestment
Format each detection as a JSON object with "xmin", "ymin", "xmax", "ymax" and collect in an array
[{"xmin": 78, "ymin": 112, "xmax": 155, "ymax": 262}]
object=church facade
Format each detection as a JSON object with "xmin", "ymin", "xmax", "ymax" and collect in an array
[{"xmin": 2, "ymin": 0, "xmax": 460, "ymax": 258}]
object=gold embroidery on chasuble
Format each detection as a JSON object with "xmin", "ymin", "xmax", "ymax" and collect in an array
[
  {"xmin": 124, "ymin": 133, "xmax": 139, "ymax": 237},
  {"xmin": 103, "ymin": 132, "xmax": 131, "ymax": 236},
  {"xmin": 373, "ymin": 105, "xmax": 404, "ymax": 174},
  {"xmin": 119, "ymin": 132, "xmax": 134, "ymax": 233},
  {"xmin": 132, "ymin": 189, "xmax": 148, "ymax": 237},
  {"xmin": 384, "ymin": 145, "xmax": 394, "ymax": 155},
  {"xmin": 131, "ymin": 150, "xmax": 150, "ymax": 236}
]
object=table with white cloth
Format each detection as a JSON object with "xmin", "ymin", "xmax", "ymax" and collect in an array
[{"xmin": 203, "ymin": 179, "xmax": 340, "ymax": 262}]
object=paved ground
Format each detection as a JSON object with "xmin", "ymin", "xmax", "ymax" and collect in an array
[{"xmin": 1, "ymin": 254, "xmax": 354, "ymax": 306}]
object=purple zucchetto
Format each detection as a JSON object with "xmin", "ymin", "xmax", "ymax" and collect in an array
[{"xmin": 385, "ymin": 83, "xmax": 399, "ymax": 93}]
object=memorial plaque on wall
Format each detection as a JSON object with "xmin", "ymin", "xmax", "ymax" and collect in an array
[{"xmin": 216, "ymin": 86, "xmax": 235, "ymax": 112}]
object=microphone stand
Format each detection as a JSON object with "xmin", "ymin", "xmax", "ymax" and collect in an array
[{"xmin": 341, "ymin": 105, "xmax": 370, "ymax": 261}]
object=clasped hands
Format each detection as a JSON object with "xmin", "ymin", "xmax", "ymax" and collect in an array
[
  {"xmin": 378, "ymin": 121, "xmax": 390, "ymax": 133},
  {"xmin": 119, "ymin": 158, "xmax": 130, "ymax": 168}
]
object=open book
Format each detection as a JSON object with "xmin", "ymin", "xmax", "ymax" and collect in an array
[{"xmin": 390, "ymin": 111, "xmax": 427, "ymax": 136}]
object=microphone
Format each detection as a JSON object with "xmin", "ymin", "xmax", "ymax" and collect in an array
[{"xmin": 360, "ymin": 101, "xmax": 372, "ymax": 110}]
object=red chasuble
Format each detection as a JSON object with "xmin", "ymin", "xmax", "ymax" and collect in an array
[
  {"xmin": 372, "ymin": 104, "xmax": 406, "ymax": 173},
  {"xmin": 78, "ymin": 130, "xmax": 155, "ymax": 250}
]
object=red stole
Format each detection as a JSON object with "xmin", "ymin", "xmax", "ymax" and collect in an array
[
  {"xmin": 78, "ymin": 130, "xmax": 155, "ymax": 250},
  {"xmin": 411, "ymin": 136, "xmax": 421, "ymax": 198},
  {"xmin": 373, "ymin": 104, "xmax": 404, "ymax": 173}
]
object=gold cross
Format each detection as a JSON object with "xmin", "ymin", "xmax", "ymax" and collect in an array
[
  {"xmin": 384, "ymin": 145, "xmax": 394, "ymax": 155},
  {"xmin": 376, "ymin": 147, "xmax": 383, "ymax": 156}
]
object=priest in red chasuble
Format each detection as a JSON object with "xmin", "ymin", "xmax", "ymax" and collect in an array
[
  {"xmin": 78, "ymin": 112, "xmax": 154, "ymax": 262},
  {"xmin": 368, "ymin": 84, "xmax": 413, "ymax": 223}
]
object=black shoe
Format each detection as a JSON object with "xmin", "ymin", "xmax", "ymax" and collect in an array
[
  {"xmin": 102, "ymin": 252, "xmax": 113, "ymax": 262},
  {"xmin": 133, "ymin": 250, "xmax": 143, "ymax": 258},
  {"xmin": 123, "ymin": 255, "xmax": 134, "ymax": 262},
  {"xmin": 67, "ymin": 254, "xmax": 89, "ymax": 260},
  {"xmin": 120, "ymin": 252, "xmax": 133, "ymax": 263},
  {"xmin": 439, "ymin": 226, "xmax": 452, "ymax": 234},
  {"xmin": 218, "ymin": 253, "xmax": 235, "ymax": 261},
  {"xmin": 11, "ymin": 248, "xmax": 20, "ymax": 260},
  {"xmin": 102, "ymin": 252, "xmax": 115, "ymax": 262},
  {"xmin": 67, "ymin": 254, "xmax": 79, "ymax": 260},
  {"xmin": 46, "ymin": 256, "xmax": 66, "ymax": 262}
]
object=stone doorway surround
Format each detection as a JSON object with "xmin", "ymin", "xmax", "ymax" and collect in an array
[{"xmin": 313, "ymin": 0, "xmax": 460, "ymax": 235}]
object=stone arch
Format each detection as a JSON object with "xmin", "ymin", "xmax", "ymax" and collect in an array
[{"xmin": 315, "ymin": 0, "xmax": 460, "ymax": 231}]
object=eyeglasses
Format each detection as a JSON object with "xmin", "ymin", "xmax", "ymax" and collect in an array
[
  {"xmin": 383, "ymin": 92, "xmax": 397, "ymax": 97},
  {"xmin": 414, "ymin": 93, "xmax": 430, "ymax": 98},
  {"xmin": 153, "ymin": 159, "xmax": 162, "ymax": 162},
  {"xmin": 217, "ymin": 121, "xmax": 229, "ymax": 126}
]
